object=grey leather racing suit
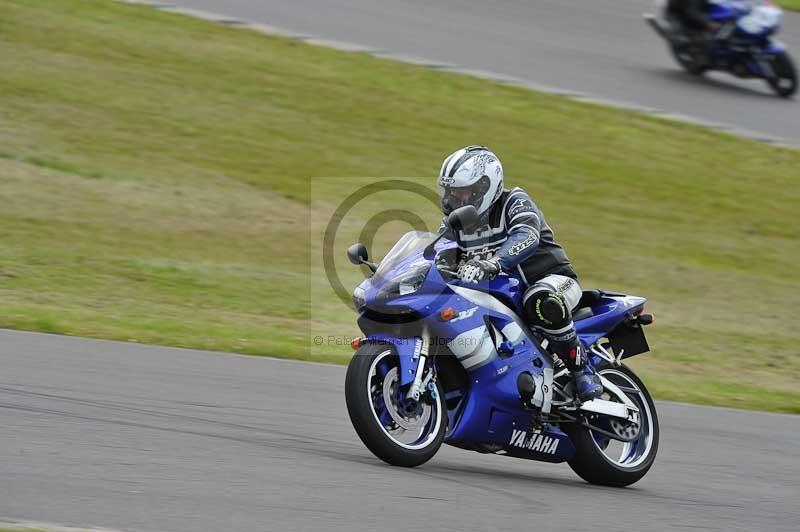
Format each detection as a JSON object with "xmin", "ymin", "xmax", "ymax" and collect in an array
[
  {"xmin": 444, "ymin": 187, "xmax": 576, "ymax": 282},
  {"xmin": 443, "ymin": 187, "xmax": 587, "ymax": 372}
]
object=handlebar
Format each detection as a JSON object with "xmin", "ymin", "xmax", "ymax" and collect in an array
[{"xmin": 437, "ymin": 267, "xmax": 461, "ymax": 278}]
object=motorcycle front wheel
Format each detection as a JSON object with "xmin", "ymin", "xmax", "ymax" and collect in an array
[
  {"xmin": 345, "ymin": 343, "xmax": 447, "ymax": 467},
  {"xmin": 766, "ymin": 51, "xmax": 797, "ymax": 98},
  {"xmin": 564, "ymin": 363, "xmax": 659, "ymax": 487}
]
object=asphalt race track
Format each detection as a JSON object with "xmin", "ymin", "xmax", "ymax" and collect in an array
[
  {"xmin": 1, "ymin": 329, "xmax": 798, "ymax": 532},
  {"xmin": 4, "ymin": 3, "xmax": 798, "ymax": 531},
  {"xmin": 166, "ymin": 0, "xmax": 800, "ymax": 146}
]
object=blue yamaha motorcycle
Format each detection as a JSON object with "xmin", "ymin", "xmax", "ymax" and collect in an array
[
  {"xmin": 646, "ymin": 0, "xmax": 797, "ymax": 97},
  {"xmin": 344, "ymin": 206, "xmax": 658, "ymax": 487}
]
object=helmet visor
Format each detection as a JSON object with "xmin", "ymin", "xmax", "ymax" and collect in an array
[{"xmin": 439, "ymin": 175, "xmax": 490, "ymax": 214}]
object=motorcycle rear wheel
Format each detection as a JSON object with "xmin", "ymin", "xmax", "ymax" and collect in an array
[
  {"xmin": 345, "ymin": 344, "xmax": 447, "ymax": 467},
  {"xmin": 671, "ymin": 44, "xmax": 707, "ymax": 76},
  {"xmin": 564, "ymin": 363, "xmax": 659, "ymax": 487}
]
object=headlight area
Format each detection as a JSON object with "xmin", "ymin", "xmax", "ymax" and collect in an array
[
  {"xmin": 352, "ymin": 285, "xmax": 367, "ymax": 310},
  {"xmin": 376, "ymin": 264, "xmax": 431, "ymax": 301}
]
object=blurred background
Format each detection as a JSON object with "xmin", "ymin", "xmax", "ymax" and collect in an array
[
  {"xmin": 2, "ymin": 2, "xmax": 800, "ymax": 532},
  {"xmin": 2, "ymin": 0, "xmax": 798, "ymax": 413}
]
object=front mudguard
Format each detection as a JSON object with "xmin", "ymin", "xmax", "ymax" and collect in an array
[{"xmin": 362, "ymin": 334, "xmax": 422, "ymax": 387}]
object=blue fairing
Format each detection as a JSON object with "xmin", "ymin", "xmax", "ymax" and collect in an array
[
  {"xmin": 766, "ymin": 40, "xmax": 786, "ymax": 53},
  {"xmin": 707, "ymin": 1, "xmax": 749, "ymax": 21},
  {"xmin": 708, "ymin": 1, "xmax": 782, "ymax": 36},
  {"xmin": 575, "ymin": 294, "xmax": 646, "ymax": 347},
  {"xmin": 364, "ymin": 334, "xmax": 422, "ymax": 387},
  {"xmin": 357, "ymin": 231, "xmax": 648, "ymax": 463}
]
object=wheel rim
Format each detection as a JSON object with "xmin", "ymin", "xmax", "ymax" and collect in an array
[
  {"xmin": 775, "ymin": 76, "xmax": 795, "ymax": 91},
  {"xmin": 367, "ymin": 350, "xmax": 443, "ymax": 450},
  {"xmin": 677, "ymin": 50, "xmax": 694, "ymax": 65},
  {"xmin": 589, "ymin": 369, "xmax": 655, "ymax": 469}
]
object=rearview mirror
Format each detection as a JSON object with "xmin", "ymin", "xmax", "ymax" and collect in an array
[
  {"xmin": 347, "ymin": 243, "xmax": 369, "ymax": 265},
  {"xmin": 424, "ymin": 205, "xmax": 479, "ymax": 259},
  {"xmin": 447, "ymin": 205, "xmax": 480, "ymax": 233}
]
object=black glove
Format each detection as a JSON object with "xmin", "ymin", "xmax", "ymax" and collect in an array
[{"xmin": 459, "ymin": 257, "xmax": 502, "ymax": 283}]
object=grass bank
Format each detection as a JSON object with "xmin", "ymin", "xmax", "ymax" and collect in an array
[
  {"xmin": 1, "ymin": 0, "xmax": 798, "ymax": 413},
  {"xmin": 780, "ymin": 1, "xmax": 800, "ymax": 12}
]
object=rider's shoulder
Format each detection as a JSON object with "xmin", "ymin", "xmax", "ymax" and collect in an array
[
  {"xmin": 500, "ymin": 187, "xmax": 541, "ymax": 226},
  {"xmin": 501, "ymin": 187, "xmax": 537, "ymax": 209}
]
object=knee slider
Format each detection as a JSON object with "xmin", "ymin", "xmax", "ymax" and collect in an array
[{"xmin": 526, "ymin": 290, "xmax": 571, "ymax": 328}]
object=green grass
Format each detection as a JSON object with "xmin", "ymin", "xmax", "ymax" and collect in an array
[
  {"xmin": 779, "ymin": 1, "xmax": 800, "ymax": 11},
  {"xmin": 1, "ymin": 0, "xmax": 799, "ymax": 413}
]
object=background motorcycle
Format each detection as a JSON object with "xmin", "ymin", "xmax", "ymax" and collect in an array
[
  {"xmin": 645, "ymin": 0, "xmax": 797, "ymax": 97},
  {"xmin": 344, "ymin": 206, "xmax": 658, "ymax": 487}
]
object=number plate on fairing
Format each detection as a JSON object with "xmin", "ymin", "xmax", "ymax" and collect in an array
[{"xmin": 608, "ymin": 322, "xmax": 650, "ymax": 359}]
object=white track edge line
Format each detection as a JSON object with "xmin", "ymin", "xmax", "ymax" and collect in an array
[{"xmin": 0, "ymin": 520, "xmax": 129, "ymax": 532}]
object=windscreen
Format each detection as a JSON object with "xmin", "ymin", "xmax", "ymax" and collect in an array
[{"xmin": 374, "ymin": 231, "xmax": 437, "ymax": 276}]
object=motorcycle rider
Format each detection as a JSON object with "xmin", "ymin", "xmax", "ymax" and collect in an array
[
  {"xmin": 437, "ymin": 146, "xmax": 602, "ymax": 402},
  {"xmin": 667, "ymin": 0, "xmax": 716, "ymax": 33},
  {"xmin": 666, "ymin": 0, "xmax": 723, "ymax": 62}
]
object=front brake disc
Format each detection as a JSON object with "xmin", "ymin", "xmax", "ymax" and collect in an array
[{"xmin": 382, "ymin": 368, "xmax": 430, "ymax": 431}]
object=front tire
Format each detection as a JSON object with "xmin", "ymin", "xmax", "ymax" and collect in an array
[
  {"xmin": 345, "ymin": 344, "xmax": 447, "ymax": 467},
  {"xmin": 766, "ymin": 52, "xmax": 797, "ymax": 98},
  {"xmin": 564, "ymin": 363, "xmax": 659, "ymax": 487}
]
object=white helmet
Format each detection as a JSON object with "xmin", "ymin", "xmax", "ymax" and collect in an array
[{"xmin": 437, "ymin": 145, "xmax": 504, "ymax": 216}]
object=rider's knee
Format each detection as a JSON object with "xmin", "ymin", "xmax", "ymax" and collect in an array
[{"xmin": 523, "ymin": 288, "xmax": 572, "ymax": 330}]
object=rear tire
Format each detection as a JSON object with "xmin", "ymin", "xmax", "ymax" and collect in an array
[
  {"xmin": 766, "ymin": 52, "xmax": 797, "ymax": 98},
  {"xmin": 671, "ymin": 44, "xmax": 708, "ymax": 76},
  {"xmin": 345, "ymin": 344, "xmax": 446, "ymax": 467},
  {"xmin": 564, "ymin": 363, "xmax": 659, "ymax": 487}
]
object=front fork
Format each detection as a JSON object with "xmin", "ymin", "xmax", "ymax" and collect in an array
[{"xmin": 405, "ymin": 335, "xmax": 437, "ymax": 403}]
